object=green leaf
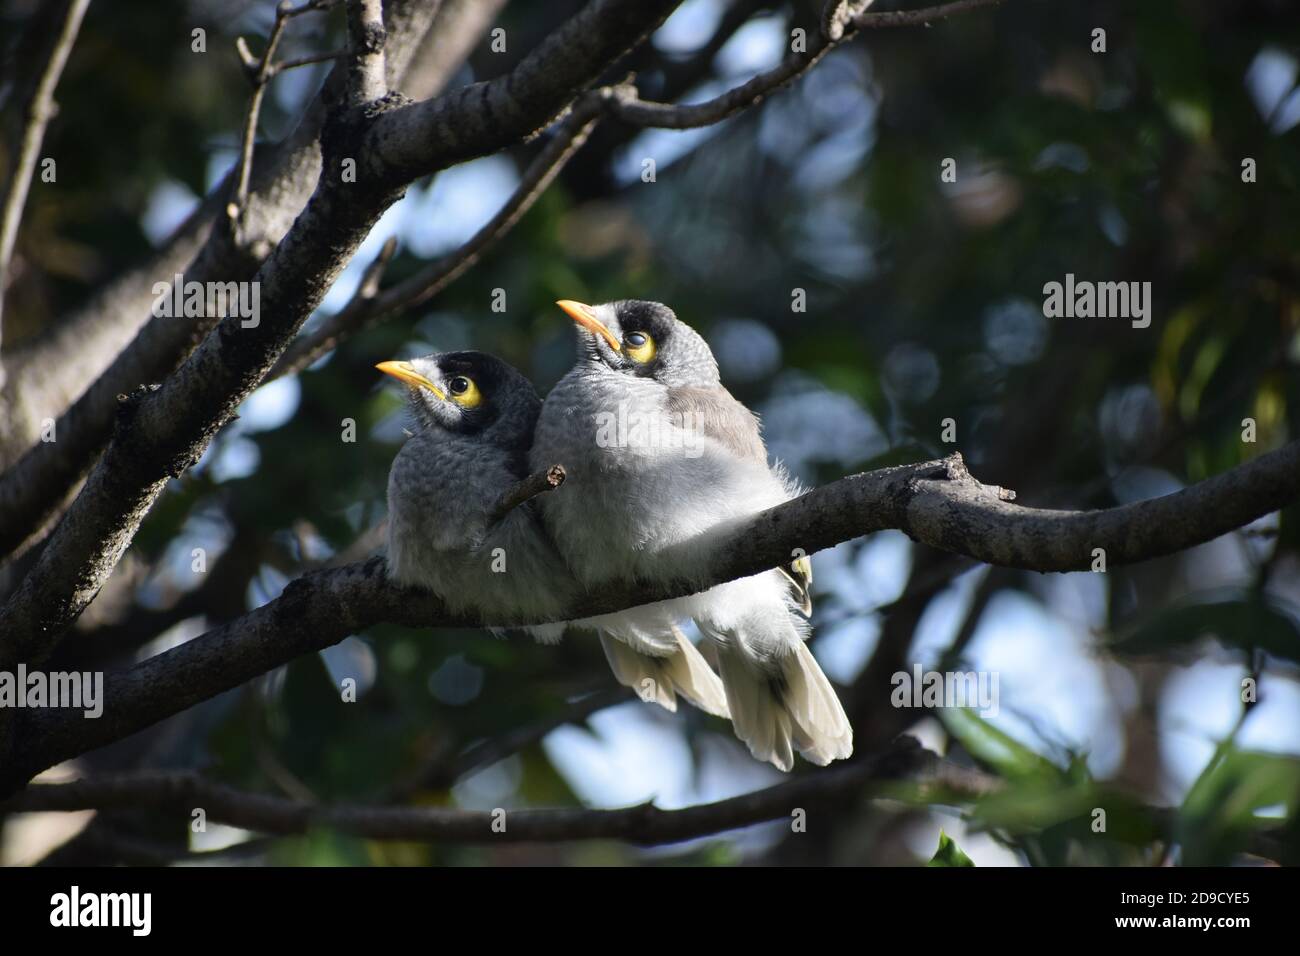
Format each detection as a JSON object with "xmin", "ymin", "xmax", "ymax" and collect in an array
[
  {"xmin": 927, "ymin": 829, "xmax": 975, "ymax": 867},
  {"xmin": 940, "ymin": 707, "xmax": 1061, "ymax": 780},
  {"xmin": 1179, "ymin": 747, "xmax": 1300, "ymax": 865},
  {"xmin": 1110, "ymin": 590, "xmax": 1300, "ymax": 664}
]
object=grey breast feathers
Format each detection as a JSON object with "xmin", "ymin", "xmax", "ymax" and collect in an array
[
  {"xmin": 664, "ymin": 384, "xmax": 766, "ymax": 463},
  {"xmin": 665, "ymin": 384, "xmax": 813, "ymax": 614}
]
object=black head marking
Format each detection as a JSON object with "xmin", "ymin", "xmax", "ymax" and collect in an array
[
  {"xmin": 580, "ymin": 300, "xmax": 720, "ymax": 388},
  {"xmin": 397, "ymin": 350, "xmax": 540, "ymax": 460}
]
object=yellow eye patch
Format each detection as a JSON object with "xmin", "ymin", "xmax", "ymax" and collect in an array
[
  {"xmin": 447, "ymin": 375, "xmax": 482, "ymax": 408},
  {"xmin": 624, "ymin": 331, "xmax": 656, "ymax": 363}
]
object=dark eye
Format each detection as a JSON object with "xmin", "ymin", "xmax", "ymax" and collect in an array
[
  {"xmin": 623, "ymin": 330, "xmax": 656, "ymax": 363},
  {"xmin": 449, "ymin": 376, "xmax": 470, "ymax": 394}
]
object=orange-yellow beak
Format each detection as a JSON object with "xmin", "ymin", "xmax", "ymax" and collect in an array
[
  {"xmin": 556, "ymin": 299, "xmax": 621, "ymax": 352},
  {"xmin": 376, "ymin": 360, "xmax": 446, "ymax": 400}
]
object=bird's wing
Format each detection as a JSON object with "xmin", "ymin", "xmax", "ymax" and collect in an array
[
  {"xmin": 665, "ymin": 385, "xmax": 813, "ymax": 614},
  {"xmin": 664, "ymin": 384, "xmax": 766, "ymax": 463}
]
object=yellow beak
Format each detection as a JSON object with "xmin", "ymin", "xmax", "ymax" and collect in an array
[
  {"xmin": 556, "ymin": 299, "xmax": 621, "ymax": 352},
  {"xmin": 376, "ymin": 360, "xmax": 445, "ymax": 400}
]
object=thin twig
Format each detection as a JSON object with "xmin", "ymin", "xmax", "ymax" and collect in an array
[
  {"xmin": 386, "ymin": 685, "xmax": 630, "ymax": 800},
  {"xmin": 0, "ymin": 0, "xmax": 92, "ymax": 370},
  {"xmin": 606, "ymin": 0, "xmax": 1006, "ymax": 130},
  {"xmin": 489, "ymin": 465, "xmax": 567, "ymax": 527},
  {"xmin": 229, "ymin": 12, "xmax": 293, "ymax": 227},
  {"xmin": 269, "ymin": 48, "xmax": 349, "ymax": 76},
  {"xmin": 855, "ymin": 0, "xmax": 1005, "ymax": 29},
  {"xmin": 269, "ymin": 236, "xmax": 397, "ymax": 378},
  {"xmin": 229, "ymin": 0, "xmax": 336, "ymax": 229}
]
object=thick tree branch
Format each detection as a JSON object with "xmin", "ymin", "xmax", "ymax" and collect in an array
[
  {"xmin": 3, "ymin": 737, "xmax": 998, "ymax": 845},
  {"xmin": 0, "ymin": 0, "xmax": 1007, "ymax": 548},
  {"xmin": 0, "ymin": 0, "xmax": 1005, "ymax": 565},
  {"xmin": 0, "ymin": 0, "xmax": 449, "ymax": 552},
  {"xmin": 274, "ymin": 94, "xmax": 605, "ymax": 377},
  {"xmin": 277, "ymin": 2, "xmax": 1007, "ymax": 376},
  {"xmin": 0, "ymin": 0, "xmax": 92, "ymax": 381},
  {"xmin": 0, "ymin": 0, "xmax": 683, "ymax": 668},
  {"xmin": 7, "ymin": 445, "xmax": 1298, "ymax": 787},
  {"xmin": 359, "ymin": 0, "xmax": 679, "ymax": 184},
  {"xmin": 0, "ymin": 196, "xmax": 215, "ymax": 470},
  {"xmin": 399, "ymin": 0, "xmax": 509, "ymax": 102}
]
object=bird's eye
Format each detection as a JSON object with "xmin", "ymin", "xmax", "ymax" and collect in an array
[
  {"xmin": 447, "ymin": 375, "xmax": 482, "ymax": 408},
  {"xmin": 624, "ymin": 331, "xmax": 656, "ymax": 363}
]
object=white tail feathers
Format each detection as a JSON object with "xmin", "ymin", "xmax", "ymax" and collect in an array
[
  {"xmin": 599, "ymin": 627, "xmax": 730, "ymax": 718},
  {"xmin": 782, "ymin": 640, "xmax": 853, "ymax": 764},
  {"xmin": 714, "ymin": 639, "xmax": 853, "ymax": 772}
]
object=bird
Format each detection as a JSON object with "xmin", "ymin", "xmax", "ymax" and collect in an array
[
  {"xmin": 531, "ymin": 300, "xmax": 852, "ymax": 771},
  {"xmin": 378, "ymin": 350, "xmax": 728, "ymax": 719}
]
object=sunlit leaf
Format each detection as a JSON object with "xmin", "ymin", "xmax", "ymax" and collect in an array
[{"xmin": 927, "ymin": 829, "xmax": 975, "ymax": 867}]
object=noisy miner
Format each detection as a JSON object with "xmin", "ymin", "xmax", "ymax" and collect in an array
[
  {"xmin": 532, "ymin": 301, "xmax": 852, "ymax": 771},
  {"xmin": 378, "ymin": 351, "xmax": 728, "ymax": 717}
]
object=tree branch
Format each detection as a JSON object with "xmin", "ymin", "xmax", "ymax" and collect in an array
[
  {"xmin": 2, "ymin": 737, "xmax": 999, "ymax": 845},
  {"xmin": 359, "ymin": 0, "xmax": 680, "ymax": 184},
  {"xmin": 489, "ymin": 464, "xmax": 567, "ymax": 527},
  {"xmin": 0, "ymin": 0, "xmax": 1006, "ymax": 578},
  {"xmin": 273, "ymin": 94, "xmax": 605, "ymax": 378},
  {"xmin": 283, "ymin": 0, "xmax": 957, "ymax": 379},
  {"xmin": 345, "ymin": 0, "xmax": 388, "ymax": 106},
  {"xmin": 0, "ymin": 0, "xmax": 92, "ymax": 383},
  {"xmin": 398, "ymin": 0, "xmax": 508, "ymax": 102},
  {"xmin": 0, "ymin": 0, "xmax": 449, "ymax": 551},
  {"xmin": 7, "ymin": 445, "xmax": 1298, "ymax": 788},
  {"xmin": 0, "ymin": 0, "xmax": 684, "ymax": 670},
  {"xmin": 386, "ymin": 685, "xmax": 631, "ymax": 800},
  {"xmin": 605, "ymin": 0, "xmax": 1005, "ymax": 130},
  {"xmin": 855, "ymin": 0, "xmax": 1005, "ymax": 30},
  {"xmin": 230, "ymin": 4, "xmax": 297, "ymax": 226},
  {"xmin": 278, "ymin": 0, "xmax": 1006, "ymax": 376},
  {"xmin": 0, "ymin": 0, "xmax": 1007, "ymax": 554}
]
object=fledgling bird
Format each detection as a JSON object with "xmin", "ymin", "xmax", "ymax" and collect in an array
[
  {"xmin": 378, "ymin": 351, "xmax": 727, "ymax": 718},
  {"xmin": 532, "ymin": 301, "xmax": 853, "ymax": 771}
]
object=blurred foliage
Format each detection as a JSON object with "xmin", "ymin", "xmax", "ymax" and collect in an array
[
  {"xmin": 1111, "ymin": 589, "xmax": 1300, "ymax": 665},
  {"xmin": 5, "ymin": 0, "xmax": 1300, "ymax": 865}
]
